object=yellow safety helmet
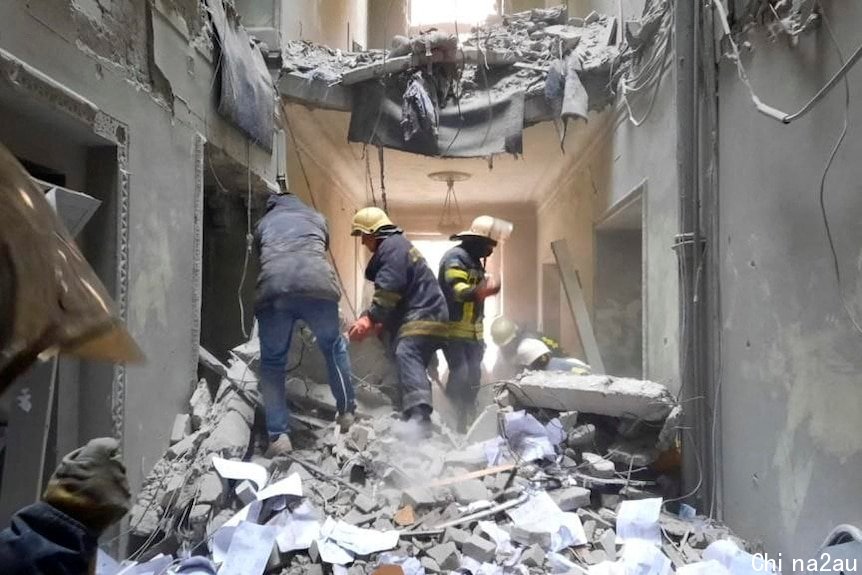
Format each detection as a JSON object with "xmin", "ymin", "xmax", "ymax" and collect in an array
[
  {"xmin": 351, "ymin": 207, "xmax": 395, "ymax": 236},
  {"xmin": 490, "ymin": 317, "xmax": 519, "ymax": 347},
  {"xmin": 450, "ymin": 215, "xmax": 514, "ymax": 243}
]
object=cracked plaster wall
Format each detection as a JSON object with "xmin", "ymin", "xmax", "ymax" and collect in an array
[
  {"xmin": 718, "ymin": 1, "xmax": 862, "ymax": 556},
  {"xmin": 0, "ymin": 0, "xmax": 278, "ymax": 494}
]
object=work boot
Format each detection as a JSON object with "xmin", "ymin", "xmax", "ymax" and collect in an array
[
  {"xmin": 265, "ymin": 434, "xmax": 293, "ymax": 458},
  {"xmin": 336, "ymin": 411, "xmax": 355, "ymax": 433},
  {"xmin": 401, "ymin": 406, "xmax": 433, "ymax": 439}
]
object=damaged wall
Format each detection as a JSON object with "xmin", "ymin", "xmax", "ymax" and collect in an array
[
  {"xmin": 0, "ymin": 0, "xmax": 278, "ymax": 495},
  {"xmin": 282, "ymin": 0, "xmax": 369, "ymax": 51},
  {"xmin": 535, "ymin": 61, "xmax": 677, "ymax": 390},
  {"xmin": 367, "ymin": 0, "xmax": 410, "ymax": 50},
  {"xmin": 717, "ymin": 1, "xmax": 862, "ymax": 556}
]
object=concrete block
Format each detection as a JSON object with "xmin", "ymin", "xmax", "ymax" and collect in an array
[
  {"xmin": 558, "ymin": 410, "xmax": 579, "ymax": 429},
  {"xmin": 189, "ymin": 378, "xmax": 212, "ymax": 431},
  {"xmin": 234, "ymin": 480, "xmax": 257, "ymax": 505},
  {"xmin": 401, "ymin": 486, "xmax": 445, "ymax": 509},
  {"xmin": 550, "ymin": 486, "xmax": 591, "ymax": 511},
  {"xmin": 566, "ymin": 424, "xmax": 596, "ymax": 449},
  {"xmin": 444, "ymin": 527, "xmax": 472, "ymax": 547},
  {"xmin": 167, "ymin": 429, "xmax": 207, "ymax": 460},
  {"xmin": 205, "ymin": 410, "xmax": 251, "ymax": 458},
  {"xmin": 521, "ymin": 543, "xmax": 545, "ymax": 568},
  {"xmin": 421, "ymin": 556, "xmax": 442, "ymax": 573},
  {"xmin": 354, "ymin": 493, "xmax": 377, "ymax": 514},
  {"xmin": 599, "ymin": 529, "xmax": 617, "ymax": 560},
  {"xmin": 197, "ymin": 472, "xmax": 226, "ymax": 504},
  {"xmin": 582, "ymin": 452, "xmax": 616, "ymax": 478},
  {"xmin": 607, "ymin": 440, "xmax": 659, "ymax": 467},
  {"xmin": 349, "ymin": 425, "xmax": 373, "ymax": 451},
  {"xmin": 509, "ymin": 372, "xmax": 676, "ymax": 421},
  {"xmin": 426, "ymin": 541, "xmax": 460, "ymax": 571},
  {"xmin": 461, "ymin": 535, "xmax": 496, "ymax": 562},
  {"xmin": 170, "ymin": 414, "xmax": 191, "ymax": 445},
  {"xmin": 452, "ymin": 480, "xmax": 490, "ymax": 505},
  {"xmin": 601, "ymin": 493, "xmax": 620, "ymax": 510}
]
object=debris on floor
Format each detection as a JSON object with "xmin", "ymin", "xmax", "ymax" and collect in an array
[{"xmin": 117, "ymin": 338, "xmax": 755, "ymax": 575}]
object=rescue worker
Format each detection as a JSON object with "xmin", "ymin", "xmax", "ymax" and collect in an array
[
  {"xmin": 0, "ymin": 141, "xmax": 138, "ymax": 573},
  {"xmin": 347, "ymin": 207, "xmax": 448, "ymax": 434},
  {"xmin": 254, "ymin": 189, "xmax": 356, "ymax": 457},
  {"xmin": 490, "ymin": 316, "xmax": 565, "ymax": 359},
  {"xmin": 516, "ymin": 338, "xmax": 591, "ymax": 375},
  {"xmin": 439, "ymin": 216, "xmax": 512, "ymax": 432}
]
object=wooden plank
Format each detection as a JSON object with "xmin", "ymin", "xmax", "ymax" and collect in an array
[
  {"xmin": 551, "ymin": 239, "xmax": 607, "ymax": 374},
  {"xmin": 426, "ymin": 464, "xmax": 516, "ymax": 488}
]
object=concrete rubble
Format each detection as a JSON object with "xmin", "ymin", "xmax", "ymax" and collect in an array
[{"xmin": 121, "ymin": 339, "xmax": 754, "ymax": 574}]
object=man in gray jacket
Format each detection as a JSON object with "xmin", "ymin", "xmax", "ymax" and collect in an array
[{"xmin": 255, "ymin": 191, "xmax": 355, "ymax": 456}]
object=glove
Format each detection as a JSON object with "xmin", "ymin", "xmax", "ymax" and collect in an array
[
  {"xmin": 475, "ymin": 277, "xmax": 501, "ymax": 301},
  {"xmin": 348, "ymin": 316, "xmax": 381, "ymax": 343},
  {"xmin": 43, "ymin": 437, "xmax": 131, "ymax": 534}
]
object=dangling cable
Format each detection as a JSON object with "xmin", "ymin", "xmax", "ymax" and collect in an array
[{"xmin": 237, "ymin": 140, "xmax": 253, "ymax": 339}]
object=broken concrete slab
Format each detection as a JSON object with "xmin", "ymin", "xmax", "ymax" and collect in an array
[
  {"xmin": 401, "ymin": 486, "xmax": 447, "ymax": 509},
  {"xmin": 521, "ymin": 543, "xmax": 545, "ymax": 568},
  {"xmin": 170, "ymin": 414, "xmax": 191, "ymax": 445},
  {"xmin": 607, "ymin": 439, "xmax": 660, "ymax": 468},
  {"xmin": 582, "ymin": 452, "xmax": 616, "ymax": 478},
  {"xmin": 444, "ymin": 527, "xmax": 472, "ymax": 547},
  {"xmin": 566, "ymin": 424, "xmax": 596, "ymax": 449},
  {"xmin": 452, "ymin": 480, "xmax": 491, "ymax": 505},
  {"xmin": 426, "ymin": 541, "xmax": 460, "ymax": 571},
  {"xmin": 550, "ymin": 486, "xmax": 591, "ymax": 511},
  {"xmin": 354, "ymin": 492, "xmax": 378, "ymax": 514},
  {"xmin": 508, "ymin": 372, "xmax": 677, "ymax": 421},
  {"xmin": 461, "ymin": 535, "xmax": 496, "ymax": 563}
]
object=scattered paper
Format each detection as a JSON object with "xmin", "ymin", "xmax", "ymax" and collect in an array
[
  {"xmin": 616, "ymin": 498, "xmax": 663, "ymax": 546},
  {"xmin": 504, "ymin": 411, "xmax": 558, "ymax": 461},
  {"xmin": 257, "ymin": 472, "xmax": 302, "ymax": 500},
  {"xmin": 621, "ymin": 540, "xmax": 672, "ymax": 575},
  {"xmin": 676, "ymin": 560, "xmax": 733, "ymax": 575},
  {"xmin": 482, "ymin": 436, "xmax": 510, "ymax": 466},
  {"xmin": 211, "ymin": 501, "xmax": 263, "ymax": 564},
  {"xmin": 96, "ymin": 549, "xmax": 121, "ymax": 575},
  {"xmin": 332, "ymin": 566, "xmax": 350, "ymax": 575},
  {"xmin": 219, "ymin": 521, "xmax": 277, "ymax": 575},
  {"xmin": 545, "ymin": 418, "xmax": 566, "ymax": 445},
  {"xmin": 703, "ymin": 540, "xmax": 770, "ymax": 575},
  {"xmin": 268, "ymin": 501, "xmax": 322, "ymax": 552},
  {"xmin": 312, "ymin": 537, "xmax": 355, "ymax": 565},
  {"xmin": 116, "ymin": 555, "xmax": 173, "ymax": 575},
  {"xmin": 507, "ymin": 491, "xmax": 587, "ymax": 551},
  {"xmin": 212, "ymin": 456, "xmax": 268, "ymax": 491},
  {"xmin": 479, "ymin": 520, "xmax": 518, "ymax": 562},
  {"xmin": 589, "ymin": 561, "xmax": 625, "ymax": 575},
  {"xmin": 319, "ymin": 517, "xmax": 400, "ymax": 555},
  {"xmin": 377, "ymin": 553, "xmax": 426, "ymax": 575}
]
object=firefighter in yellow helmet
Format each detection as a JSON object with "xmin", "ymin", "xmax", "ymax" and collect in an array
[
  {"xmin": 438, "ymin": 216, "xmax": 513, "ymax": 432},
  {"xmin": 348, "ymin": 207, "xmax": 449, "ymax": 434}
]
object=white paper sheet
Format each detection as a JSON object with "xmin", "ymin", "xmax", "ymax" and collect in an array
[
  {"xmin": 377, "ymin": 553, "xmax": 426, "ymax": 575},
  {"xmin": 621, "ymin": 540, "xmax": 672, "ymax": 575},
  {"xmin": 545, "ymin": 418, "xmax": 566, "ymax": 445},
  {"xmin": 268, "ymin": 501, "xmax": 322, "ymax": 552},
  {"xmin": 332, "ymin": 566, "xmax": 350, "ymax": 575},
  {"xmin": 504, "ymin": 411, "xmax": 558, "ymax": 461},
  {"xmin": 96, "ymin": 549, "xmax": 121, "ymax": 575},
  {"xmin": 589, "ymin": 561, "xmax": 626, "ymax": 575},
  {"xmin": 507, "ymin": 491, "xmax": 588, "ymax": 551},
  {"xmin": 313, "ymin": 537, "xmax": 355, "ymax": 565},
  {"xmin": 219, "ymin": 521, "xmax": 277, "ymax": 575},
  {"xmin": 548, "ymin": 552, "xmax": 580, "ymax": 574},
  {"xmin": 116, "ymin": 555, "xmax": 174, "ymax": 575},
  {"xmin": 212, "ymin": 456, "xmax": 269, "ymax": 491},
  {"xmin": 479, "ymin": 520, "xmax": 517, "ymax": 561},
  {"xmin": 256, "ymin": 472, "xmax": 302, "ymax": 500},
  {"xmin": 703, "ymin": 540, "xmax": 770, "ymax": 575},
  {"xmin": 616, "ymin": 498, "xmax": 663, "ymax": 546},
  {"xmin": 319, "ymin": 517, "xmax": 400, "ymax": 555},
  {"xmin": 211, "ymin": 501, "xmax": 263, "ymax": 565}
]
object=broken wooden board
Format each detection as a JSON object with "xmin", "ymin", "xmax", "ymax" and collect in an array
[
  {"xmin": 551, "ymin": 239, "xmax": 606, "ymax": 374},
  {"xmin": 426, "ymin": 464, "xmax": 516, "ymax": 488}
]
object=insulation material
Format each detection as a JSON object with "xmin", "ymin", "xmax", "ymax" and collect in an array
[
  {"xmin": 349, "ymin": 81, "xmax": 525, "ymax": 158},
  {"xmin": 206, "ymin": 0, "xmax": 275, "ymax": 150}
]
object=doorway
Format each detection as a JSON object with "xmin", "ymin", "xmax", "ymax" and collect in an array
[{"xmin": 594, "ymin": 191, "xmax": 644, "ymax": 378}]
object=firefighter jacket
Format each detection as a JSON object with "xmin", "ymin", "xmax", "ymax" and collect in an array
[
  {"xmin": 438, "ymin": 245, "xmax": 487, "ymax": 341},
  {"xmin": 364, "ymin": 232, "xmax": 449, "ymax": 338}
]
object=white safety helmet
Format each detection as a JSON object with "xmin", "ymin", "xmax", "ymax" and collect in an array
[
  {"xmin": 516, "ymin": 338, "xmax": 551, "ymax": 367},
  {"xmin": 490, "ymin": 317, "xmax": 519, "ymax": 347},
  {"xmin": 450, "ymin": 215, "xmax": 514, "ymax": 244}
]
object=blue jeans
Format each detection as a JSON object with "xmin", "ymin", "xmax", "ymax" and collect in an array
[
  {"xmin": 444, "ymin": 339, "xmax": 485, "ymax": 410},
  {"xmin": 394, "ymin": 336, "xmax": 443, "ymax": 414},
  {"xmin": 256, "ymin": 296, "xmax": 355, "ymax": 438}
]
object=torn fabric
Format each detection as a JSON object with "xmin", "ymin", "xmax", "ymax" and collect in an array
[
  {"xmin": 205, "ymin": 0, "xmax": 275, "ymax": 150},
  {"xmin": 401, "ymin": 72, "xmax": 439, "ymax": 144},
  {"xmin": 349, "ymin": 81, "xmax": 525, "ymax": 158}
]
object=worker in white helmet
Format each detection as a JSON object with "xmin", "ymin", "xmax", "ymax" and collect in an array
[
  {"xmin": 490, "ymin": 316, "xmax": 565, "ymax": 364},
  {"xmin": 516, "ymin": 338, "xmax": 591, "ymax": 375},
  {"xmin": 438, "ymin": 215, "xmax": 513, "ymax": 432}
]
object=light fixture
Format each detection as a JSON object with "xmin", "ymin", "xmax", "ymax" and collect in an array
[{"xmin": 428, "ymin": 171, "xmax": 471, "ymax": 235}]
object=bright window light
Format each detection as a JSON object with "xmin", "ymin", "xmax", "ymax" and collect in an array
[{"xmin": 410, "ymin": 0, "xmax": 497, "ymax": 26}]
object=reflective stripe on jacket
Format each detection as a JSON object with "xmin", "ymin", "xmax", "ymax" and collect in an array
[
  {"xmin": 439, "ymin": 245, "xmax": 485, "ymax": 341},
  {"xmin": 364, "ymin": 232, "xmax": 449, "ymax": 338}
]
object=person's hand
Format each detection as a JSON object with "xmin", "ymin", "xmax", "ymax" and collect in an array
[
  {"xmin": 475, "ymin": 277, "xmax": 501, "ymax": 300},
  {"xmin": 348, "ymin": 316, "xmax": 379, "ymax": 342},
  {"xmin": 43, "ymin": 437, "xmax": 131, "ymax": 534}
]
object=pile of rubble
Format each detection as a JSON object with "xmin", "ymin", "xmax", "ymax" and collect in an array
[{"xmin": 118, "ymin": 339, "xmax": 756, "ymax": 575}]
